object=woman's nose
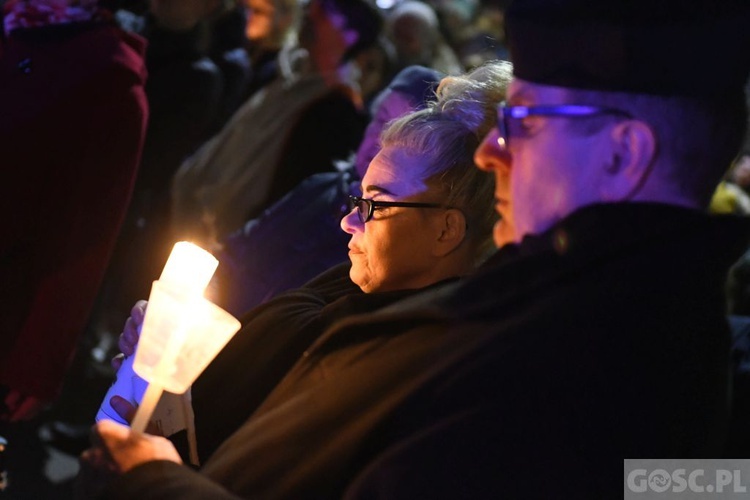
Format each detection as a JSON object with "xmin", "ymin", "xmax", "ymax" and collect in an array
[{"xmin": 340, "ymin": 207, "xmax": 362, "ymax": 234}]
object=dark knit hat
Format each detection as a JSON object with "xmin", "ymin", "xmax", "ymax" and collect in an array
[
  {"xmin": 505, "ymin": 0, "xmax": 750, "ymax": 100},
  {"xmin": 387, "ymin": 65, "xmax": 444, "ymax": 108}
]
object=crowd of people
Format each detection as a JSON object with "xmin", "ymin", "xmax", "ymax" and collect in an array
[{"xmin": 2, "ymin": 0, "xmax": 750, "ymax": 498}]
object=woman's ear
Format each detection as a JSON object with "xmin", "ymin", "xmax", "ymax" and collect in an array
[
  {"xmin": 602, "ymin": 119, "xmax": 657, "ymax": 201},
  {"xmin": 433, "ymin": 208, "xmax": 467, "ymax": 257}
]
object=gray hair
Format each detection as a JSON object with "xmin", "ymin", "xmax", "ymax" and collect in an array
[{"xmin": 380, "ymin": 61, "xmax": 512, "ymax": 262}]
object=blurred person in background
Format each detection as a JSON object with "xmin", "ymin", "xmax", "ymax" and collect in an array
[
  {"xmin": 385, "ymin": 0, "xmax": 462, "ymax": 75},
  {"xmin": 349, "ymin": 34, "xmax": 396, "ymax": 107},
  {"xmin": 90, "ymin": 0, "xmax": 227, "ymax": 363},
  {"xmin": 170, "ymin": 0, "xmax": 382, "ymax": 250},
  {"xmin": 237, "ymin": 0, "xmax": 299, "ymax": 99},
  {"xmin": 728, "ymin": 150, "xmax": 750, "ymax": 193},
  {"xmin": 452, "ymin": 1, "xmax": 510, "ymax": 69},
  {"xmin": 0, "ymin": 0, "xmax": 148, "ymax": 422}
]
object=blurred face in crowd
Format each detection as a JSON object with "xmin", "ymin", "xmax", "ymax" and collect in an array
[
  {"xmin": 355, "ymin": 88, "xmax": 417, "ymax": 177},
  {"xmin": 243, "ymin": 0, "xmax": 276, "ymax": 42},
  {"xmin": 353, "ymin": 44, "xmax": 392, "ymax": 105},
  {"xmin": 242, "ymin": 0, "xmax": 297, "ymax": 49},
  {"xmin": 730, "ymin": 154, "xmax": 750, "ymax": 189},
  {"xmin": 298, "ymin": 0, "xmax": 359, "ymax": 63},
  {"xmin": 475, "ymin": 78, "xmax": 615, "ymax": 246},
  {"xmin": 341, "ymin": 146, "xmax": 448, "ymax": 293},
  {"xmin": 390, "ymin": 14, "xmax": 434, "ymax": 67}
]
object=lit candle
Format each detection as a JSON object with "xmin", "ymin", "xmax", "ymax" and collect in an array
[
  {"xmin": 129, "ymin": 243, "xmax": 239, "ymax": 435},
  {"xmin": 159, "ymin": 241, "xmax": 218, "ymax": 298},
  {"xmin": 97, "ymin": 242, "xmax": 222, "ymax": 429}
]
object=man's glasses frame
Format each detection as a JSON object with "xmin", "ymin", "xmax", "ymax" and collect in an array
[
  {"xmin": 496, "ymin": 103, "xmax": 633, "ymax": 148},
  {"xmin": 348, "ymin": 195, "xmax": 443, "ymax": 224}
]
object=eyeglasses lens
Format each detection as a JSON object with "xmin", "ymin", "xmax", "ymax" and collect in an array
[
  {"xmin": 349, "ymin": 197, "xmax": 370, "ymax": 224},
  {"xmin": 357, "ymin": 199, "xmax": 371, "ymax": 223}
]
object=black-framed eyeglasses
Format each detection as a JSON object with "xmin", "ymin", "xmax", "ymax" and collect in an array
[
  {"xmin": 495, "ymin": 102, "xmax": 632, "ymax": 149},
  {"xmin": 348, "ymin": 195, "xmax": 443, "ymax": 224}
]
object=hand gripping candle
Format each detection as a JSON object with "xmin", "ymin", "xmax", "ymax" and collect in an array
[
  {"xmin": 128, "ymin": 281, "xmax": 240, "ymax": 435},
  {"xmin": 95, "ymin": 242, "xmax": 220, "ymax": 431}
]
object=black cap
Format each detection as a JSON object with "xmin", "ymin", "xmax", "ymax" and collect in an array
[{"xmin": 505, "ymin": 0, "xmax": 750, "ymax": 99}]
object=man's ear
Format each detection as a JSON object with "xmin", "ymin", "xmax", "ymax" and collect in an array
[
  {"xmin": 602, "ymin": 120, "xmax": 657, "ymax": 201},
  {"xmin": 433, "ymin": 209, "xmax": 467, "ymax": 257}
]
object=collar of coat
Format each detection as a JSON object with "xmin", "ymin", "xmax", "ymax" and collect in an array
[{"xmin": 446, "ymin": 202, "xmax": 750, "ymax": 316}]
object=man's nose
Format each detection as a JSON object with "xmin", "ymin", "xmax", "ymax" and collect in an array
[{"xmin": 474, "ymin": 129, "xmax": 511, "ymax": 174}]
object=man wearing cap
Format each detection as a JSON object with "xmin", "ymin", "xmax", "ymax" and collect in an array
[
  {"xmin": 336, "ymin": 0, "xmax": 750, "ymax": 495},
  {"xmin": 341, "ymin": 0, "xmax": 750, "ymax": 496},
  {"xmin": 79, "ymin": 0, "xmax": 750, "ymax": 498}
]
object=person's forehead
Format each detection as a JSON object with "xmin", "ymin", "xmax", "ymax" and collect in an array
[
  {"xmin": 364, "ymin": 148, "xmax": 411, "ymax": 184},
  {"xmin": 362, "ymin": 147, "xmax": 430, "ymax": 195}
]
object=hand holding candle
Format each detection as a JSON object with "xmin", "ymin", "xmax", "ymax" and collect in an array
[{"xmin": 128, "ymin": 242, "xmax": 240, "ymax": 434}]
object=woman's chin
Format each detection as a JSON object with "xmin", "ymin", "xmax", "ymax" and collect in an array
[{"xmin": 349, "ymin": 265, "xmax": 369, "ymax": 292}]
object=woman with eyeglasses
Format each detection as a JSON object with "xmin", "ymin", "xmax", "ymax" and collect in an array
[
  {"xmin": 84, "ymin": 61, "xmax": 511, "ymax": 498},
  {"xmin": 340, "ymin": 80, "xmax": 504, "ymax": 293},
  {"xmin": 211, "ymin": 65, "xmax": 445, "ymax": 317}
]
